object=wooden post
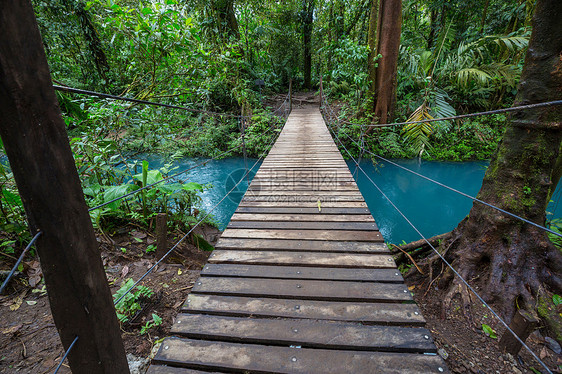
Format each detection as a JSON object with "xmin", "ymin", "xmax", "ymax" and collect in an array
[
  {"xmin": 289, "ymin": 78, "xmax": 293, "ymax": 113},
  {"xmin": 0, "ymin": 2, "xmax": 129, "ymax": 373},
  {"xmin": 499, "ymin": 310, "xmax": 538, "ymax": 355},
  {"xmin": 156, "ymin": 213, "xmax": 168, "ymax": 260},
  {"xmin": 319, "ymin": 75, "xmax": 324, "ymax": 103}
]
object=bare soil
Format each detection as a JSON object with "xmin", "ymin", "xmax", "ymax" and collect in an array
[
  {"xmin": 0, "ymin": 224, "xmax": 216, "ymax": 373},
  {"xmin": 406, "ymin": 274, "xmax": 562, "ymax": 373}
]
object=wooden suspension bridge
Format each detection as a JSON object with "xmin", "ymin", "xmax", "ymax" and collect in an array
[{"xmin": 148, "ymin": 106, "xmax": 448, "ymax": 373}]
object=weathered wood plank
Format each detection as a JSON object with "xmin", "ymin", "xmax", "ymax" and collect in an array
[
  {"xmin": 215, "ymin": 238, "xmax": 388, "ymax": 253},
  {"xmin": 147, "ymin": 366, "xmax": 222, "ymax": 374},
  {"xmin": 192, "ymin": 277, "xmax": 412, "ymax": 302},
  {"xmin": 208, "ymin": 250, "xmax": 395, "ymax": 268},
  {"xmin": 171, "ymin": 314, "xmax": 436, "ymax": 353},
  {"xmin": 227, "ymin": 221, "xmax": 378, "ymax": 231},
  {"xmin": 152, "ymin": 338, "xmax": 448, "ymax": 373},
  {"xmin": 182, "ymin": 295, "xmax": 425, "ymax": 325},
  {"xmin": 233, "ymin": 207, "xmax": 372, "ymax": 214},
  {"xmin": 220, "ymin": 229, "xmax": 382, "ymax": 241},
  {"xmin": 241, "ymin": 195, "xmax": 366, "ymax": 202},
  {"xmin": 238, "ymin": 201, "xmax": 368, "ymax": 208},
  {"xmin": 246, "ymin": 190, "xmax": 363, "ymax": 196},
  {"xmin": 230, "ymin": 213, "xmax": 375, "ymax": 222},
  {"xmin": 201, "ymin": 264, "xmax": 402, "ymax": 282}
]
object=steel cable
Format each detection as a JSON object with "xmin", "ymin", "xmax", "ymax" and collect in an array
[{"xmin": 322, "ymin": 103, "xmax": 553, "ymax": 374}]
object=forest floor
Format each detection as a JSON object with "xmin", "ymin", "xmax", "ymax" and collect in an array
[
  {"xmin": 0, "ymin": 224, "xmax": 217, "ymax": 373},
  {"xmin": 406, "ymin": 274, "xmax": 562, "ymax": 373}
]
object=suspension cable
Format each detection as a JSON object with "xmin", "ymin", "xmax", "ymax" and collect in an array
[
  {"xmin": 88, "ymin": 143, "xmax": 244, "ymax": 212},
  {"xmin": 113, "ymin": 118, "xmax": 285, "ymax": 306},
  {"xmin": 87, "ymin": 114, "xmax": 282, "ymax": 212},
  {"xmin": 340, "ymin": 131, "xmax": 562, "ymax": 239},
  {"xmin": 53, "ymin": 336, "xmax": 79, "ymax": 374},
  {"xmin": 331, "ymin": 99, "xmax": 562, "ymax": 128},
  {"xmin": 324, "ymin": 112, "xmax": 553, "ymax": 374},
  {"xmin": 321, "ymin": 95, "xmax": 562, "ymax": 239},
  {"xmin": 0, "ymin": 231, "xmax": 42, "ymax": 294},
  {"xmin": 53, "ymin": 85, "xmax": 243, "ymax": 118}
]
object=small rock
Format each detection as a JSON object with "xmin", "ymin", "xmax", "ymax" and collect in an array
[
  {"xmin": 438, "ymin": 348, "xmax": 449, "ymax": 360},
  {"xmin": 512, "ymin": 367, "xmax": 522, "ymax": 374},
  {"xmin": 545, "ymin": 336, "xmax": 561, "ymax": 354},
  {"xmin": 127, "ymin": 353, "xmax": 149, "ymax": 374}
]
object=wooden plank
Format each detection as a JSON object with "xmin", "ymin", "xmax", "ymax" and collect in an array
[
  {"xmin": 227, "ymin": 221, "xmax": 378, "ymax": 231},
  {"xmin": 193, "ymin": 277, "xmax": 412, "ymax": 302},
  {"xmin": 230, "ymin": 213, "xmax": 375, "ymax": 222},
  {"xmin": 220, "ymin": 229, "xmax": 382, "ymax": 241},
  {"xmin": 152, "ymin": 338, "xmax": 448, "ymax": 373},
  {"xmin": 234, "ymin": 207, "xmax": 372, "ymax": 214},
  {"xmin": 238, "ymin": 200, "xmax": 368, "ymax": 207},
  {"xmin": 208, "ymin": 250, "xmax": 394, "ymax": 268},
  {"xmin": 171, "ymin": 314, "xmax": 436, "ymax": 353},
  {"xmin": 215, "ymin": 238, "xmax": 388, "ymax": 253},
  {"xmin": 241, "ymin": 195, "xmax": 366, "ymax": 202},
  {"xmin": 147, "ymin": 366, "xmax": 222, "ymax": 374},
  {"xmin": 201, "ymin": 264, "xmax": 402, "ymax": 282},
  {"xmin": 246, "ymin": 190, "xmax": 363, "ymax": 196}
]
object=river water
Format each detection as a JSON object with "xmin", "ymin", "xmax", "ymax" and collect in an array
[{"xmin": 141, "ymin": 155, "xmax": 562, "ymax": 244}]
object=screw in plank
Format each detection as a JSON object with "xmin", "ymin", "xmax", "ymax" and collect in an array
[
  {"xmin": 296, "ymin": 284, "xmax": 302, "ymax": 288},
  {"xmin": 291, "ymin": 357, "xmax": 297, "ymax": 362},
  {"xmin": 438, "ymin": 368, "xmax": 444, "ymax": 372},
  {"xmin": 187, "ymin": 299, "xmax": 191, "ymax": 303},
  {"xmin": 295, "ymin": 305, "xmax": 300, "ymax": 310},
  {"xmin": 404, "ymin": 290, "xmax": 408, "ymax": 293},
  {"xmin": 177, "ymin": 320, "xmax": 181, "ymax": 324},
  {"xmin": 293, "ymin": 329, "xmax": 298, "ymax": 333},
  {"xmin": 387, "ymin": 258, "xmax": 392, "ymax": 262},
  {"xmin": 424, "ymin": 335, "xmax": 429, "ymax": 340},
  {"xmin": 164, "ymin": 346, "xmax": 169, "ymax": 350},
  {"xmin": 197, "ymin": 282, "xmax": 202, "ymax": 285},
  {"xmin": 205, "ymin": 266, "xmax": 209, "ymax": 270},
  {"xmin": 395, "ymin": 273, "xmax": 399, "ymax": 276},
  {"xmin": 414, "ymin": 311, "xmax": 419, "ymax": 315},
  {"xmin": 296, "ymin": 271, "xmax": 301, "ymax": 274}
]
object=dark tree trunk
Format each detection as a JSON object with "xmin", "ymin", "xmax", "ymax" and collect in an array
[
  {"xmin": 439, "ymin": 0, "xmax": 562, "ymax": 338},
  {"xmin": 367, "ymin": 0, "xmax": 379, "ymax": 107},
  {"xmin": 0, "ymin": 1, "xmax": 129, "ymax": 372},
  {"xmin": 479, "ymin": 0, "xmax": 490, "ymax": 34},
  {"xmin": 302, "ymin": 0, "xmax": 315, "ymax": 89},
  {"xmin": 212, "ymin": 0, "xmax": 240, "ymax": 40},
  {"xmin": 427, "ymin": 8, "xmax": 437, "ymax": 50},
  {"xmin": 369, "ymin": 0, "xmax": 402, "ymax": 127}
]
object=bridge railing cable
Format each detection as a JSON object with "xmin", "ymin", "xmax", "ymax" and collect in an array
[
  {"xmin": 87, "ymin": 114, "xmax": 283, "ymax": 212},
  {"xmin": 0, "ymin": 231, "xmax": 42, "ymax": 294},
  {"xmin": 113, "ymin": 117, "xmax": 285, "ymax": 306},
  {"xmin": 324, "ymin": 98, "xmax": 562, "ymax": 128},
  {"xmin": 321, "ymin": 103, "xmax": 553, "ymax": 374},
  {"xmin": 53, "ymin": 85, "xmax": 243, "ymax": 118},
  {"xmin": 320, "ymin": 95, "xmax": 562, "ymax": 239},
  {"xmin": 53, "ymin": 336, "xmax": 79, "ymax": 374}
]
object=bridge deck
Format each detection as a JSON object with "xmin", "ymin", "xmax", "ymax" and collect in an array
[{"xmin": 148, "ymin": 107, "xmax": 448, "ymax": 373}]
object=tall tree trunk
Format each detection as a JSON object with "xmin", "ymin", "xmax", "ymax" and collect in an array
[
  {"xmin": 302, "ymin": 0, "xmax": 315, "ymax": 89},
  {"xmin": 479, "ymin": 0, "xmax": 490, "ymax": 34},
  {"xmin": 367, "ymin": 0, "xmax": 379, "ymax": 110},
  {"xmin": 212, "ymin": 0, "xmax": 240, "ymax": 41},
  {"xmin": 439, "ymin": 0, "xmax": 562, "ymax": 339},
  {"xmin": 427, "ymin": 8, "xmax": 437, "ymax": 49},
  {"xmin": 369, "ymin": 0, "xmax": 402, "ymax": 127}
]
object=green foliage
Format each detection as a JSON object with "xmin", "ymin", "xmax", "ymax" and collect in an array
[
  {"xmin": 481, "ymin": 323, "xmax": 497, "ymax": 339},
  {"xmin": 553, "ymin": 294, "xmax": 562, "ymax": 307},
  {"xmin": 140, "ymin": 313, "xmax": 163, "ymax": 335},
  {"xmin": 113, "ymin": 278, "xmax": 155, "ymax": 323}
]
